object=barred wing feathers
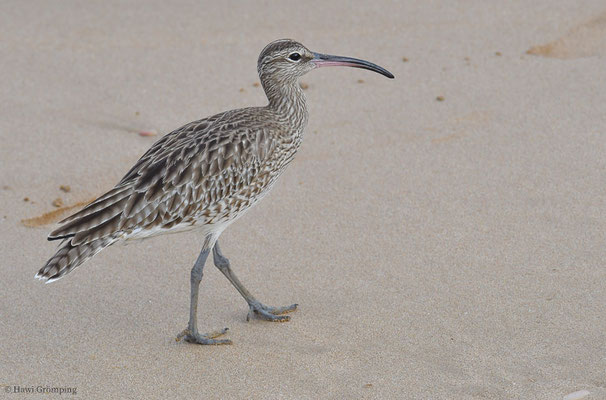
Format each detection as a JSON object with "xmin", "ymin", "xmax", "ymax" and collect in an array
[{"xmin": 38, "ymin": 108, "xmax": 280, "ymax": 282}]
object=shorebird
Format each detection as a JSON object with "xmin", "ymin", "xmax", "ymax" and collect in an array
[{"xmin": 36, "ymin": 39, "xmax": 394, "ymax": 345}]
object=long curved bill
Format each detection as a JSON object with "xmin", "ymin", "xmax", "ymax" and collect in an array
[{"xmin": 312, "ymin": 52, "xmax": 394, "ymax": 79}]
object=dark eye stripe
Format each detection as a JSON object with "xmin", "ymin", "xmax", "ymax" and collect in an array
[{"xmin": 288, "ymin": 53, "xmax": 301, "ymax": 61}]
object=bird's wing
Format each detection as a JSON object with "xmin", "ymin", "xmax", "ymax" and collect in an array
[{"xmin": 49, "ymin": 108, "xmax": 280, "ymax": 245}]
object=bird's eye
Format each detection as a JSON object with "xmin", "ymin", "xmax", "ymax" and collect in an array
[{"xmin": 288, "ymin": 53, "xmax": 301, "ymax": 61}]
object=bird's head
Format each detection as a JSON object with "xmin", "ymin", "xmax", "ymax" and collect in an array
[{"xmin": 257, "ymin": 39, "xmax": 394, "ymax": 85}]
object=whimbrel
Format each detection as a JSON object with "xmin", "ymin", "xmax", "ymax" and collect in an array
[{"xmin": 36, "ymin": 39, "xmax": 394, "ymax": 345}]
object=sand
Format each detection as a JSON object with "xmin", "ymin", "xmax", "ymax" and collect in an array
[{"xmin": 1, "ymin": 1, "xmax": 606, "ymax": 399}]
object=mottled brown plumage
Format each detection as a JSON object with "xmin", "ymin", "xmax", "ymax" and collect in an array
[
  {"xmin": 38, "ymin": 43, "xmax": 311, "ymax": 282},
  {"xmin": 36, "ymin": 39, "xmax": 393, "ymax": 345}
]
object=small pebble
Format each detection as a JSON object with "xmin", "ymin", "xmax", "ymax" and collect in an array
[
  {"xmin": 23, "ymin": 197, "xmax": 29, "ymax": 202},
  {"xmin": 436, "ymin": 96, "xmax": 445, "ymax": 102},
  {"xmin": 252, "ymin": 82, "xmax": 260, "ymax": 87},
  {"xmin": 239, "ymin": 88, "xmax": 246, "ymax": 93},
  {"xmin": 402, "ymin": 57, "xmax": 408, "ymax": 62},
  {"xmin": 52, "ymin": 198, "xmax": 64, "ymax": 208},
  {"xmin": 495, "ymin": 51, "xmax": 502, "ymax": 56},
  {"xmin": 135, "ymin": 111, "xmax": 140, "ymax": 116},
  {"xmin": 299, "ymin": 82, "xmax": 309, "ymax": 90},
  {"xmin": 357, "ymin": 79, "xmax": 364, "ymax": 84},
  {"xmin": 139, "ymin": 130, "xmax": 157, "ymax": 137},
  {"xmin": 563, "ymin": 390, "xmax": 590, "ymax": 400},
  {"xmin": 363, "ymin": 384, "xmax": 373, "ymax": 388},
  {"xmin": 60, "ymin": 185, "xmax": 71, "ymax": 193}
]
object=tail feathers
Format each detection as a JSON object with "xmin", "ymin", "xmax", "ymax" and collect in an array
[
  {"xmin": 36, "ymin": 236, "xmax": 117, "ymax": 283},
  {"xmin": 49, "ymin": 186, "xmax": 132, "ymax": 241},
  {"xmin": 56, "ymin": 185, "xmax": 131, "ymax": 226}
]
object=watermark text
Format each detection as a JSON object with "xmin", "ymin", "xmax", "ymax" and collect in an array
[{"xmin": 3, "ymin": 385, "xmax": 77, "ymax": 395}]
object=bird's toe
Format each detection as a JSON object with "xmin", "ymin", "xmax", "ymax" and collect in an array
[
  {"xmin": 247, "ymin": 302, "xmax": 297, "ymax": 322},
  {"xmin": 266, "ymin": 303, "xmax": 298, "ymax": 315},
  {"xmin": 176, "ymin": 328, "xmax": 232, "ymax": 345}
]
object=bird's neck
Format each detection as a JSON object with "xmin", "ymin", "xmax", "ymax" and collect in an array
[{"xmin": 262, "ymin": 77, "xmax": 308, "ymax": 129}]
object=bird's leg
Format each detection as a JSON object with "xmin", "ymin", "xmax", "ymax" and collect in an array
[
  {"xmin": 176, "ymin": 247, "xmax": 231, "ymax": 345},
  {"xmin": 212, "ymin": 241, "xmax": 297, "ymax": 322}
]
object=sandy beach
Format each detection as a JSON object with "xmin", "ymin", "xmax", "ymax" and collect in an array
[{"xmin": 2, "ymin": 1, "xmax": 606, "ymax": 398}]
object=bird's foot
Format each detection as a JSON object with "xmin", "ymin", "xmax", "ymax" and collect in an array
[
  {"xmin": 247, "ymin": 301, "xmax": 298, "ymax": 322},
  {"xmin": 176, "ymin": 327, "xmax": 232, "ymax": 345}
]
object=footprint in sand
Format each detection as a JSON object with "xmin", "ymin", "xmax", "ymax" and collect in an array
[
  {"xmin": 526, "ymin": 11, "xmax": 606, "ymax": 59},
  {"xmin": 22, "ymin": 198, "xmax": 96, "ymax": 227}
]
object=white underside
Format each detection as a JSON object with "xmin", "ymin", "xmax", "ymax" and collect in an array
[
  {"xmin": 120, "ymin": 204, "xmax": 252, "ymax": 248},
  {"xmin": 120, "ymin": 177, "xmax": 277, "ymax": 248}
]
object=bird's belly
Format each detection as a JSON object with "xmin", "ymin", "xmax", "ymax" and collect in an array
[
  {"xmin": 121, "ymin": 153, "xmax": 292, "ymax": 244},
  {"xmin": 122, "ymin": 218, "xmax": 231, "ymax": 243},
  {"xmin": 122, "ymin": 185, "xmax": 273, "ymax": 243}
]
